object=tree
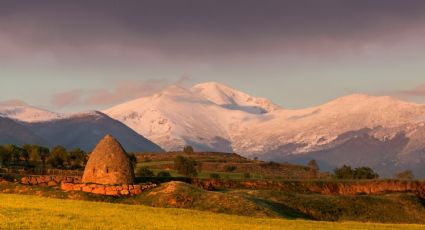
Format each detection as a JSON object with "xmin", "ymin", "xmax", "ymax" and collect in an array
[
  {"xmin": 224, "ymin": 165, "xmax": 237, "ymax": 172},
  {"xmin": 157, "ymin": 171, "xmax": 172, "ymax": 177},
  {"xmin": 128, "ymin": 153, "xmax": 137, "ymax": 168},
  {"xmin": 39, "ymin": 147, "xmax": 50, "ymax": 167},
  {"xmin": 243, "ymin": 172, "xmax": 251, "ymax": 179},
  {"xmin": 26, "ymin": 145, "xmax": 41, "ymax": 163},
  {"xmin": 4, "ymin": 144, "xmax": 21, "ymax": 164},
  {"xmin": 174, "ymin": 155, "xmax": 198, "ymax": 177},
  {"xmin": 48, "ymin": 146, "xmax": 68, "ymax": 168},
  {"xmin": 395, "ymin": 170, "xmax": 414, "ymax": 180},
  {"xmin": 137, "ymin": 167, "xmax": 154, "ymax": 177},
  {"xmin": 209, "ymin": 173, "xmax": 220, "ymax": 179},
  {"xmin": 334, "ymin": 165, "xmax": 379, "ymax": 179},
  {"xmin": 353, "ymin": 167, "xmax": 379, "ymax": 179},
  {"xmin": 0, "ymin": 145, "xmax": 9, "ymax": 167},
  {"xmin": 307, "ymin": 159, "xmax": 320, "ymax": 179},
  {"xmin": 68, "ymin": 148, "xmax": 86, "ymax": 169},
  {"xmin": 183, "ymin": 145, "xmax": 194, "ymax": 154},
  {"xmin": 334, "ymin": 165, "xmax": 354, "ymax": 179}
]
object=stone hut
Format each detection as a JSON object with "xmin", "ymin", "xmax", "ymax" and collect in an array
[{"xmin": 82, "ymin": 134, "xmax": 135, "ymax": 185}]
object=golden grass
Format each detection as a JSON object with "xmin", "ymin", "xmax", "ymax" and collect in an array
[{"xmin": 0, "ymin": 193, "xmax": 424, "ymax": 230}]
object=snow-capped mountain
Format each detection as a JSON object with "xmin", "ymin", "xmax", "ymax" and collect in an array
[
  {"xmin": 104, "ymin": 82, "xmax": 281, "ymax": 152},
  {"xmin": 104, "ymin": 82, "xmax": 425, "ymax": 177},
  {"xmin": 2, "ymin": 82, "xmax": 425, "ymax": 176},
  {"xmin": 192, "ymin": 82, "xmax": 281, "ymax": 114},
  {"xmin": 0, "ymin": 101, "xmax": 163, "ymax": 152},
  {"xmin": 0, "ymin": 100, "xmax": 63, "ymax": 122}
]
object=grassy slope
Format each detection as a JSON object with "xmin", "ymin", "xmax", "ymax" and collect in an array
[
  {"xmin": 230, "ymin": 190, "xmax": 425, "ymax": 223},
  {"xmin": 1, "ymin": 194, "xmax": 424, "ymax": 230}
]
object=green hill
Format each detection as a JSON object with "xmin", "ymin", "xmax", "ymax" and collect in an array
[{"xmin": 1, "ymin": 193, "xmax": 424, "ymax": 230}]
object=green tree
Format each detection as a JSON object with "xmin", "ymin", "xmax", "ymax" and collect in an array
[
  {"xmin": 136, "ymin": 167, "xmax": 154, "ymax": 177},
  {"xmin": 48, "ymin": 146, "xmax": 68, "ymax": 168},
  {"xmin": 183, "ymin": 145, "xmax": 194, "ymax": 154},
  {"xmin": 307, "ymin": 159, "xmax": 320, "ymax": 179},
  {"xmin": 157, "ymin": 171, "xmax": 172, "ymax": 177},
  {"xmin": 224, "ymin": 165, "xmax": 237, "ymax": 172},
  {"xmin": 4, "ymin": 144, "xmax": 21, "ymax": 164},
  {"xmin": 334, "ymin": 165, "xmax": 379, "ymax": 180},
  {"xmin": 39, "ymin": 147, "xmax": 50, "ymax": 167},
  {"xmin": 128, "ymin": 153, "xmax": 137, "ymax": 168},
  {"xmin": 395, "ymin": 170, "xmax": 414, "ymax": 180},
  {"xmin": 24, "ymin": 145, "xmax": 42, "ymax": 163},
  {"xmin": 334, "ymin": 165, "xmax": 354, "ymax": 179},
  {"xmin": 68, "ymin": 148, "xmax": 86, "ymax": 169},
  {"xmin": 0, "ymin": 145, "xmax": 9, "ymax": 167},
  {"xmin": 209, "ymin": 173, "xmax": 220, "ymax": 179},
  {"xmin": 353, "ymin": 167, "xmax": 379, "ymax": 179},
  {"xmin": 174, "ymin": 155, "xmax": 198, "ymax": 177}
]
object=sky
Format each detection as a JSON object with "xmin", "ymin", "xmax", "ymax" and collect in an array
[{"xmin": 1, "ymin": 0, "xmax": 425, "ymax": 112}]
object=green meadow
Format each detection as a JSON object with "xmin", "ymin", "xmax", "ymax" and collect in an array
[{"xmin": 1, "ymin": 193, "xmax": 423, "ymax": 230}]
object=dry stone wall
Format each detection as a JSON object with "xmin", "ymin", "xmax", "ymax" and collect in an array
[
  {"xmin": 21, "ymin": 175, "xmax": 81, "ymax": 187},
  {"xmin": 61, "ymin": 182, "xmax": 156, "ymax": 196}
]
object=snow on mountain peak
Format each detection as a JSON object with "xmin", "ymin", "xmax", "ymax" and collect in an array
[
  {"xmin": 0, "ymin": 101, "xmax": 63, "ymax": 123},
  {"xmin": 192, "ymin": 82, "xmax": 281, "ymax": 114}
]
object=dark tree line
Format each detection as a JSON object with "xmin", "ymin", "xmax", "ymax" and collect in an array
[
  {"xmin": 334, "ymin": 165, "xmax": 379, "ymax": 179},
  {"xmin": 0, "ymin": 144, "xmax": 87, "ymax": 169}
]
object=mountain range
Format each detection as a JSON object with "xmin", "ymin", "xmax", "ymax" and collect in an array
[{"xmin": 1, "ymin": 82, "xmax": 424, "ymax": 177}]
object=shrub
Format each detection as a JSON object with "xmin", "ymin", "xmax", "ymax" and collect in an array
[
  {"xmin": 174, "ymin": 156, "xmax": 198, "ymax": 177},
  {"xmin": 183, "ymin": 145, "xmax": 194, "ymax": 154},
  {"xmin": 209, "ymin": 173, "xmax": 221, "ymax": 179},
  {"xmin": 137, "ymin": 167, "xmax": 154, "ymax": 177},
  {"xmin": 243, "ymin": 172, "xmax": 251, "ymax": 179},
  {"xmin": 157, "ymin": 171, "xmax": 172, "ymax": 177},
  {"xmin": 128, "ymin": 153, "xmax": 137, "ymax": 168},
  {"xmin": 224, "ymin": 165, "xmax": 237, "ymax": 172},
  {"xmin": 307, "ymin": 159, "xmax": 319, "ymax": 178},
  {"xmin": 395, "ymin": 170, "xmax": 414, "ymax": 180},
  {"xmin": 334, "ymin": 165, "xmax": 379, "ymax": 179}
]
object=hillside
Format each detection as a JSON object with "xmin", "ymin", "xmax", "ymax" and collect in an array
[
  {"xmin": 24, "ymin": 111, "xmax": 164, "ymax": 152},
  {"xmin": 0, "ymin": 117, "xmax": 48, "ymax": 146},
  {"xmin": 3, "ymin": 194, "xmax": 422, "ymax": 230},
  {"xmin": 136, "ymin": 152, "xmax": 313, "ymax": 180}
]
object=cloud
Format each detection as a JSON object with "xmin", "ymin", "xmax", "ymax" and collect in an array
[
  {"xmin": 51, "ymin": 76, "xmax": 191, "ymax": 109},
  {"xmin": 392, "ymin": 84, "xmax": 425, "ymax": 98},
  {"xmin": 51, "ymin": 90, "xmax": 84, "ymax": 108}
]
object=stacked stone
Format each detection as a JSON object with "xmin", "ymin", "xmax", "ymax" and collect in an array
[
  {"xmin": 21, "ymin": 176, "xmax": 81, "ymax": 187},
  {"xmin": 61, "ymin": 182, "xmax": 157, "ymax": 196}
]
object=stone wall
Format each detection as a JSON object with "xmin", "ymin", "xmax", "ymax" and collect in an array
[
  {"xmin": 20, "ymin": 175, "xmax": 81, "ymax": 187},
  {"xmin": 61, "ymin": 182, "xmax": 156, "ymax": 196},
  {"xmin": 193, "ymin": 179, "xmax": 425, "ymax": 198}
]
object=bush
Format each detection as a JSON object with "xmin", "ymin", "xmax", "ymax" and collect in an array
[
  {"xmin": 209, "ymin": 173, "xmax": 221, "ymax": 179},
  {"xmin": 243, "ymin": 172, "xmax": 251, "ymax": 179},
  {"xmin": 395, "ymin": 170, "xmax": 414, "ymax": 180},
  {"xmin": 307, "ymin": 159, "xmax": 319, "ymax": 178},
  {"xmin": 157, "ymin": 171, "xmax": 172, "ymax": 177},
  {"xmin": 183, "ymin": 145, "xmax": 194, "ymax": 154},
  {"xmin": 174, "ymin": 156, "xmax": 198, "ymax": 177},
  {"xmin": 136, "ymin": 167, "xmax": 154, "ymax": 177},
  {"xmin": 224, "ymin": 165, "xmax": 237, "ymax": 172},
  {"xmin": 334, "ymin": 165, "xmax": 379, "ymax": 179}
]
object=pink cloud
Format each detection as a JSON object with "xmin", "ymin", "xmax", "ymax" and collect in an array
[
  {"xmin": 392, "ymin": 84, "xmax": 425, "ymax": 98},
  {"xmin": 51, "ymin": 90, "xmax": 84, "ymax": 108},
  {"xmin": 51, "ymin": 76, "xmax": 191, "ymax": 108}
]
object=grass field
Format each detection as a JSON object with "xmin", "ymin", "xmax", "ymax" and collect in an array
[{"xmin": 1, "ymin": 194, "xmax": 424, "ymax": 230}]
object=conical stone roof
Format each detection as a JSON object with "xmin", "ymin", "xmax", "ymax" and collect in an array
[{"xmin": 82, "ymin": 134, "xmax": 135, "ymax": 185}]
